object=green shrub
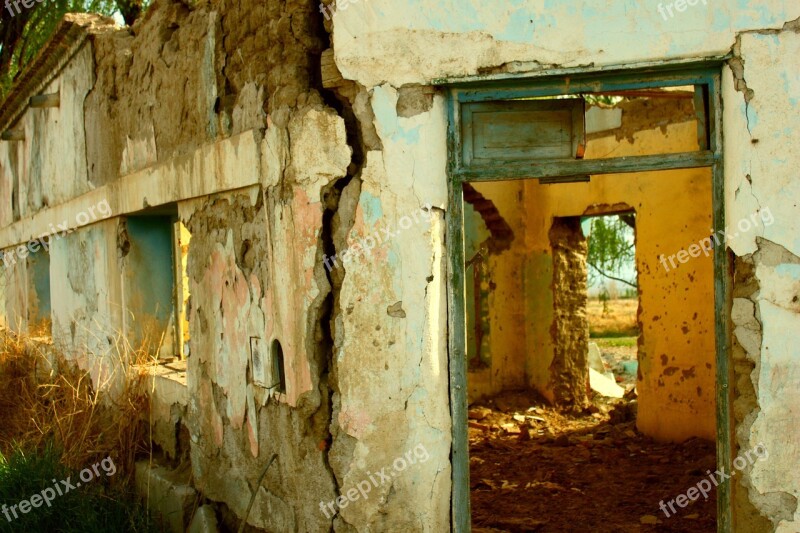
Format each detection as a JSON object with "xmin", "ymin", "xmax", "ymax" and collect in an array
[{"xmin": 0, "ymin": 443, "xmax": 155, "ymax": 533}]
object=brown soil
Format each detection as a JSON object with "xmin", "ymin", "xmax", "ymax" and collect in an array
[{"xmin": 469, "ymin": 391, "xmax": 716, "ymax": 533}]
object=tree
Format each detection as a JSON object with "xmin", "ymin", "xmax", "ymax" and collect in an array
[
  {"xmin": 0, "ymin": 0, "xmax": 137, "ymax": 100},
  {"xmin": 586, "ymin": 213, "xmax": 637, "ymax": 289}
]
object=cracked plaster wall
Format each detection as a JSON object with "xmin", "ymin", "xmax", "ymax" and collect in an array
[
  {"xmin": 0, "ymin": 44, "xmax": 94, "ymax": 228},
  {"xmin": 2, "ymin": 0, "xmax": 455, "ymax": 529},
  {"xmin": 49, "ymin": 219, "xmax": 126, "ymax": 396},
  {"xmin": 0, "ymin": 0, "xmax": 797, "ymax": 530},
  {"xmin": 723, "ymin": 27, "xmax": 800, "ymax": 532},
  {"xmin": 329, "ymin": 1, "xmax": 800, "ymax": 528},
  {"xmin": 179, "ymin": 183, "xmax": 337, "ymax": 532}
]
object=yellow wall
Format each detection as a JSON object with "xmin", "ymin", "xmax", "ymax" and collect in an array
[
  {"xmin": 467, "ymin": 180, "xmax": 528, "ymax": 399},
  {"xmin": 524, "ymin": 121, "xmax": 716, "ymax": 442},
  {"xmin": 467, "ymin": 118, "xmax": 716, "ymax": 442}
]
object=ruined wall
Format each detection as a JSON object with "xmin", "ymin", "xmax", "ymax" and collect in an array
[
  {"xmin": 49, "ymin": 219, "xmax": 125, "ymax": 393},
  {"xmin": 548, "ymin": 217, "xmax": 589, "ymax": 409},
  {"xmin": 0, "ymin": 2, "xmax": 454, "ymax": 527},
  {"xmin": 723, "ymin": 28, "xmax": 800, "ymax": 532},
  {"xmin": 0, "ymin": 43, "xmax": 95, "ymax": 227},
  {"xmin": 466, "ymin": 180, "xmax": 526, "ymax": 401},
  {"xmin": 323, "ymin": 83, "xmax": 452, "ymax": 529},
  {"xmin": 1, "ymin": 258, "xmax": 27, "ymax": 332},
  {"xmin": 328, "ymin": 1, "xmax": 800, "ymax": 527},
  {"xmin": 522, "ymin": 141, "xmax": 716, "ymax": 443},
  {"xmin": 179, "ymin": 186, "xmax": 336, "ymax": 532},
  {"xmin": 85, "ymin": 0, "xmax": 325, "ymax": 184}
]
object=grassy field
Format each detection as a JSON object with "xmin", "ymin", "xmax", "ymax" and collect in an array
[
  {"xmin": 594, "ymin": 336, "xmax": 637, "ymax": 348},
  {"xmin": 588, "ymin": 298, "xmax": 638, "ymax": 338}
]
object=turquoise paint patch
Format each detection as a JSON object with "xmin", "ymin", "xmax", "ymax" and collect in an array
[
  {"xmin": 780, "ymin": 72, "xmax": 799, "ymax": 107},
  {"xmin": 495, "ymin": 8, "xmax": 538, "ymax": 42},
  {"xmin": 581, "ymin": 4, "xmax": 602, "ymax": 20},
  {"xmin": 745, "ymin": 104, "xmax": 758, "ymax": 130},
  {"xmin": 371, "ymin": 86, "xmax": 397, "ymax": 135},
  {"xmin": 372, "ymin": 85, "xmax": 422, "ymax": 144},
  {"xmin": 396, "ymin": 124, "xmax": 421, "ymax": 144},
  {"xmin": 388, "ymin": 249, "xmax": 400, "ymax": 269},
  {"xmin": 710, "ymin": 9, "xmax": 731, "ymax": 32},
  {"xmin": 359, "ymin": 191, "xmax": 383, "ymax": 226},
  {"xmin": 402, "ymin": 0, "xmax": 482, "ymax": 32},
  {"xmin": 775, "ymin": 264, "xmax": 800, "ymax": 281},
  {"xmin": 733, "ymin": 2, "xmax": 779, "ymax": 27}
]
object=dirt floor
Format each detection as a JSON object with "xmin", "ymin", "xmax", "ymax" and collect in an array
[{"xmin": 469, "ymin": 391, "xmax": 716, "ymax": 533}]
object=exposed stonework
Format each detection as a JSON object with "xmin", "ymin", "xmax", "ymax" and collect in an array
[
  {"xmin": 548, "ymin": 217, "xmax": 589, "ymax": 409},
  {"xmin": 731, "ymin": 240, "xmax": 800, "ymax": 530}
]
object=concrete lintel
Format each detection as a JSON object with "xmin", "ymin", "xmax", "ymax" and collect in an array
[
  {"xmin": 0, "ymin": 129, "xmax": 262, "ymax": 250},
  {"xmin": 30, "ymin": 92, "xmax": 61, "ymax": 108},
  {"xmin": 1, "ymin": 130, "xmax": 24, "ymax": 141}
]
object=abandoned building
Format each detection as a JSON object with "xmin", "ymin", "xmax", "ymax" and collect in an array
[{"xmin": 0, "ymin": 0, "xmax": 798, "ymax": 531}]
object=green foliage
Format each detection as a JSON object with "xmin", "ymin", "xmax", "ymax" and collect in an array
[
  {"xmin": 0, "ymin": 0, "xmax": 124, "ymax": 100},
  {"xmin": 586, "ymin": 214, "xmax": 637, "ymax": 288},
  {"xmin": 583, "ymin": 94, "xmax": 625, "ymax": 107},
  {"xmin": 0, "ymin": 442, "xmax": 155, "ymax": 533}
]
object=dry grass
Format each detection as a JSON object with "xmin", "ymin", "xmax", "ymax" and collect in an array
[
  {"xmin": 588, "ymin": 298, "xmax": 639, "ymax": 337},
  {"xmin": 0, "ymin": 328, "xmax": 155, "ymax": 486}
]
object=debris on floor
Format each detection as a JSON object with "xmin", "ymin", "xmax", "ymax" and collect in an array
[
  {"xmin": 589, "ymin": 367, "xmax": 625, "ymax": 398},
  {"xmin": 469, "ymin": 391, "xmax": 716, "ymax": 532}
]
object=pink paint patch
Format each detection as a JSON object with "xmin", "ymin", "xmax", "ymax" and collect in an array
[
  {"xmin": 246, "ymin": 416, "xmax": 258, "ymax": 458},
  {"xmin": 338, "ymin": 407, "xmax": 372, "ymax": 439}
]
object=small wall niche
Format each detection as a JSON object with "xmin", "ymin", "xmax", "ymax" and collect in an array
[
  {"xmin": 271, "ymin": 339, "xmax": 286, "ymax": 393},
  {"xmin": 250, "ymin": 337, "xmax": 287, "ymax": 394}
]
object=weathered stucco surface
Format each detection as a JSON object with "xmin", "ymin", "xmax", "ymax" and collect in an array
[
  {"xmin": 328, "ymin": 2, "xmax": 799, "ymax": 529},
  {"xmin": 331, "ymin": 1, "xmax": 800, "ymax": 86},
  {"xmin": 723, "ymin": 27, "xmax": 800, "ymax": 531}
]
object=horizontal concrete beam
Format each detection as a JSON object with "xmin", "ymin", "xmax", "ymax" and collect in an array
[
  {"xmin": 1, "ymin": 130, "xmax": 24, "ymax": 141},
  {"xmin": 30, "ymin": 92, "xmax": 61, "ymax": 108},
  {"xmin": 0, "ymin": 129, "xmax": 263, "ymax": 249}
]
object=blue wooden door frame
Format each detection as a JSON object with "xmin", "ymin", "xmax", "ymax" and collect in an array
[{"xmin": 443, "ymin": 61, "xmax": 731, "ymax": 533}]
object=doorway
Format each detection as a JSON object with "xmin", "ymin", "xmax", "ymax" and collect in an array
[{"xmin": 445, "ymin": 65, "xmax": 731, "ymax": 532}]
